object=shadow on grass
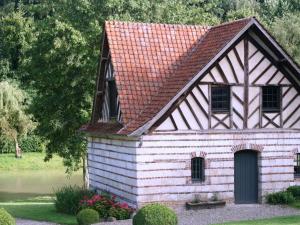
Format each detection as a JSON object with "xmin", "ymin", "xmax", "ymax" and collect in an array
[{"xmin": 0, "ymin": 202, "xmax": 76, "ymax": 225}]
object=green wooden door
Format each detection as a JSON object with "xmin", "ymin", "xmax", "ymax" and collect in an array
[{"xmin": 234, "ymin": 150, "xmax": 258, "ymax": 203}]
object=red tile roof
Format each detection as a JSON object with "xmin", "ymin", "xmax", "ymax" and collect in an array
[{"xmin": 83, "ymin": 18, "xmax": 252, "ymax": 135}]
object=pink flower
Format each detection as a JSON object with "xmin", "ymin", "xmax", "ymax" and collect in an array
[{"xmin": 120, "ymin": 203, "xmax": 129, "ymax": 208}]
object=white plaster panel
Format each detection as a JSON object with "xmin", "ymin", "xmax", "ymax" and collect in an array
[
  {"xmin": 227, "ymin": 50, "xmax": 244, "ymax": 83},
  {"xmin": 156, "ymin": 117, "xmax": 175, "ymax": 131},
  {"xmin": 250, "ymin": 58, "xmax": 271, "ymax": 84},
  {"xmin": 219, "ymin": 57, "xmax": 236, "ymax": 84},
  {"xmin": 172, "ymin": 109, "xmax": 188, "ymax": 130},
  {"xmin": 179, "ymin": 101, "xmax": 200, "ymax": 130},
  {"xmin": 236, "ymin": 40, "xmax": 244, "ymax": 65},
  {"xmin": 248, "ymin": 41, "xmax": 257, "ymax": 56},
  {"xmin": 210, "ymin": 67, "xmax": 223, "ymax": 83},
  {"xmin": 249, "ymin": 51, "xmax": 263, "ymax": 71}
]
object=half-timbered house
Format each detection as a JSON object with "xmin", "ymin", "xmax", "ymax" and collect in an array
[{"xmin": 82, "ymin": 17, "xmax": 300, "ymax": 207}]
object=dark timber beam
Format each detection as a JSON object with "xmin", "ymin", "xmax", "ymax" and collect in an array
[{"xmin": 244, "ymin": 38, "xmax": 249, "ymax": 129}]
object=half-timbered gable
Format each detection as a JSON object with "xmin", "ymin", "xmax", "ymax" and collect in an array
[
  {"xmin": 155, "ymin": 37, "xmax": 300, "ymax": 132},
  {"xmin": 100, "ymin": 60, "xmax": 122, "ymax": 123},
  {"xmin": 83, "ymin": 17, "xmax": 300, "ymax": 208}
]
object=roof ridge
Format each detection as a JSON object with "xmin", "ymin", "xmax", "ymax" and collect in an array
[
  {"xmin": 105, "ymin": 17, "xmax": 255, "ymax": 30},
  {"xmin": 210, "ymin": 17, "xmax": 254, "ymax": 29},
  {"xmin": 105, "ymin": 20, "xmax": 211, "ymax": 29}
]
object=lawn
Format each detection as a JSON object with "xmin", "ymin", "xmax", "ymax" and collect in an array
[
  {"xmin": 0, "ymin": 152, "xmax": 66, "ymax": 171},
  {"xmin": 0, "ymin": 153, "xmax": 80, "ymax": 224},
  {"xmin": 0, "ymin": 201, "xmax": 77, "ymax": 225},
  {"xmin": 218, "ymin": 215, "xmax": 300, "ymax": 225}
]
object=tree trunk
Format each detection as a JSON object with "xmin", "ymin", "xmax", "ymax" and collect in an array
[
  {"xmin": 82, "ymin": 154, "xmax": 89, "ymax": 189},
  {"xmin": 15, "ymin": 139, "xmax": 22, "ymax": 158},
  {"xmin": 14, "ymin": 0, "xmax": 19, "ymax": 10}
]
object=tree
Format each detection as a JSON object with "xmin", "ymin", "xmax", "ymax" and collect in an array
[
  {"xmin": 28, "ymin": 0, "xmax": 99, "ymax": 174},
  {"xmin": 0, "ymin": 9, "xmax": 34, "ymax": 83},
  {"xmin": 27, "ymin": 0, "xmax": 222, "ymax": 177},
  {"xmin": 0, "ymin": 80, "xmax": 35, "ymax": 157},
  {"xmin": 270, "ymin": 12, "xmax": 300, "ymax": 64}
]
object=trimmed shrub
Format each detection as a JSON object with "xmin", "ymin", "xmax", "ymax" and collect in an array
[
  {"xmin": 54, "ymin": 186, "xmax": 95, "ymax": 215},
  {"xmin": 0, "ymin": 208, "xmax": 15, "ymax": 225},
  {"xmin": 20, "ymin": 135, "xmax": 45, "ymax": 152},
  {"xmin": 76, "ymin": 209, "xmax": 99, "ymax": 225},
  {"xmin": 287, "ymin": 186, "xmax": 300, "ymax": 198},
  {"xmin": 266, "ymin": 191, "xmax": 295, "ymax": 204},
  {"xmin": 133, "ymin": 203, "xmax": 178, "ymax": 225}
]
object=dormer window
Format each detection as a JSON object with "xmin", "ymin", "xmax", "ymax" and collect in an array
[
  {"xmin": 262, "ymin": 86, "xmax": 280, "ymax": 112},
  {"xmin": 108, "ymin": 79, "xmax": 117, "ymax": 118}
]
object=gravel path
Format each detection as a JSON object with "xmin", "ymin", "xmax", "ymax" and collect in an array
[
  {"xmin": 16, "ymin": 219, "xmax": 58, "ymax": 225},
  {"xmin": 95, "ymin": 204, "xmax": 300, "ymax": 225}
]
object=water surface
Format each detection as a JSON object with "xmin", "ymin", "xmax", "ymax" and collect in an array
[{"xmin": 0, "ymin": 170, "xmax": 82, "ymax": 201}]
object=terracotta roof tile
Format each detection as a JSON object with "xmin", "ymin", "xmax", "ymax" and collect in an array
[
  {"xmin": 91, "ymin": 18, "xmax": 252, "ymax": 135},
  {"xmin": 106, "ymin": 21, "xmax": 210, "ymax": 127}
]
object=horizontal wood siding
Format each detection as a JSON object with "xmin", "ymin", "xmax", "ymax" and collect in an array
[
  {"xmin": 135, "ymin": 130, "xmax": 300, "ymax": 204},
  {"xmin": 88, "ymin": 132, "xmax": 300, "ymax": 206},
  {"xmin": 87, "ymin": 137, "xmax": 139, "ymax": 206}
]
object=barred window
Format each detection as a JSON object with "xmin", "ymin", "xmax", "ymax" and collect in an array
[
  {"xmin": 262, "ymin": 86, "xmax": 280, "ymax": 112},
  {"xmin": 211, "ymin": 86, "xmax": 230, "ymax": 113},
  {"xmin": 295, "ymin": 153, "xmax": 300, "ymax": 178},
  {"xmin": 191, "ymin": 157, "xmax": 205, "ymax": 182}
]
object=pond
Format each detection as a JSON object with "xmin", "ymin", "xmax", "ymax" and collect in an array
[{"xmin": 0, "ymin": 170, "xmax": 83, "ymax": 202}]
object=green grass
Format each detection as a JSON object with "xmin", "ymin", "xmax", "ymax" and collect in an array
[
  {"xmin": 0, "ymin": 152, "xmax": 66, "ymax": 171},
  {"xmin": 217, "ymin": 215, "xmax": 300, "ymax": 224},
  {"xmin": 290, "ymin": 198, "xmax": 300, "ymax": 209},
  {"xmin": 0, "ymin": 201, "xmax": 77, "ymax": 225}
]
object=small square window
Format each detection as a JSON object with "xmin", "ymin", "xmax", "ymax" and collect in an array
[
  {"xmin": 191, "ymin": 157, "xmax": 205, "ymax": 182},
  {"xmin": 262, "ymin": 86, "xmax": 280, "ymax": 112},
  {"xmin": 211, "ymin": 86, "xmax": 230, "ymax": 113}
]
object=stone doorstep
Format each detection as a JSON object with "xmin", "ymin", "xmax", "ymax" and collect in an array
[{"xmin": 186, "ymin": 200, "xmax": 226, "ymax": 210}]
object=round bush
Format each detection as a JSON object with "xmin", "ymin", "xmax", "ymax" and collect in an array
[
  {"xmin": 77, "ymin": 209, "xmax": 99, "ymax": 225},
  {"xmin": 0, "ymin": 208, "xmax": 15, "ymax": 225},
  {"xmin": 266, "ymin": 191, "xmax": 295, "ymax": 204},
  {"xmin": 133, "ymin": 203, "xmax": 177, "ymax": 225},
  {"xmin": 287, "ymin": 186, "xmax": 300, "ymax": 198}
]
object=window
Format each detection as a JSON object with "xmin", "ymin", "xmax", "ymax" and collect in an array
[
  {"xmin": 262, "ymin": 86, "xmax": 280, "ymax": 112},
  {"xmin": 211, "ymin": 86, "xmax": 230, "ymax": 113},
  {"xmin": 191, "ymin": 157, "xmax": 205, "ymax": 182},
  {"xmin": 108, "ymin": 80, "xmax": 118, "ymax": 118},
  {"xmin": 295, "ymin": 153, "xmax": 300, "ymax": 178}
]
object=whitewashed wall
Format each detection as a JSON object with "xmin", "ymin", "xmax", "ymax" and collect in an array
[
  {"xmin": 87, "ymin": 137, "xmax": 139, "ymax": 207},
  {"xmin": 135, "ymin": 130, "xmax": 299, "ymax": 205},
  {"xmin": 88, "ymin": 130, "xmax": 300, "ymax": 207}
]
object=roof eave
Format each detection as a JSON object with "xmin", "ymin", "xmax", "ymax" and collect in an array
[{"xmin": 252, "ymin": 19, "xmax": 300, "ymax": 75}]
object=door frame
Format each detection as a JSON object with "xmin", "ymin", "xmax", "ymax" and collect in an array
[{"xmin": 234, "ymin": 149, "xmax": 259, "ymax": 204}]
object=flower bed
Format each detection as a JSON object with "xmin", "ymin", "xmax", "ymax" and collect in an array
[{"xmin": 79, "ymin": 194, "xmax": 134, "ymax": 221}]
